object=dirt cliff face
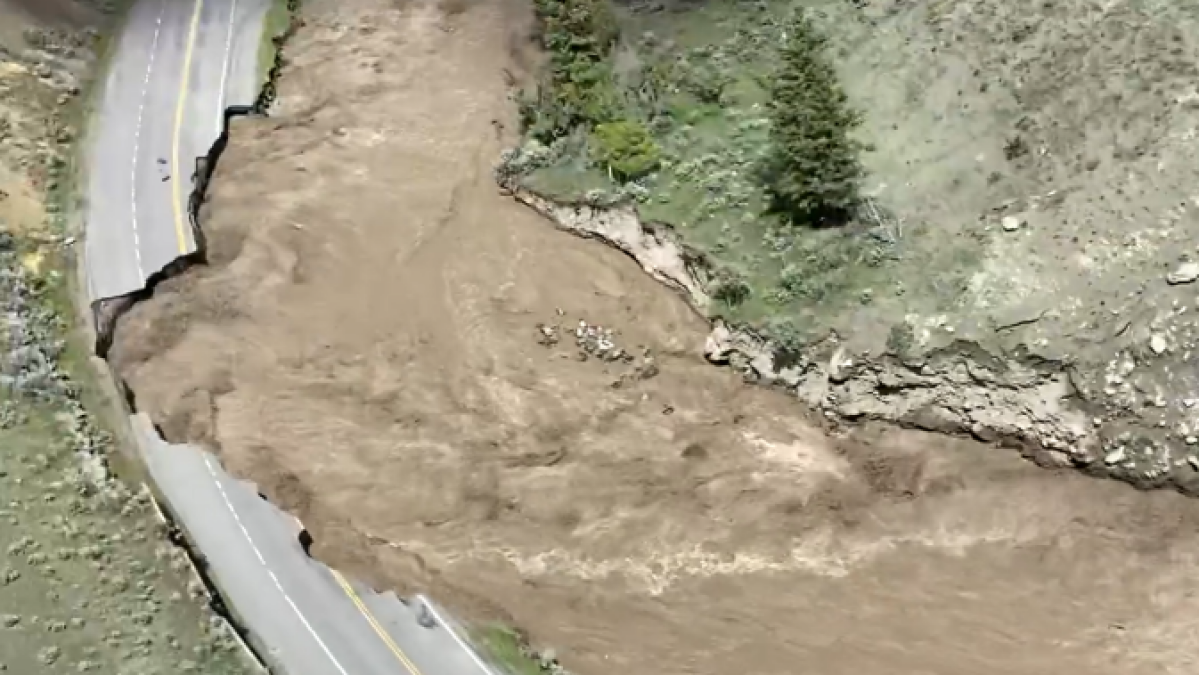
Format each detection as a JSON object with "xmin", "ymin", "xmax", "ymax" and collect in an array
[
  {"xmin": 107, "ymin": 0, "xmax": 1199, "ymax": 673},
  {"xmin": 500, "ymin": 0, "xmax": 1199, "ymax": 492}
]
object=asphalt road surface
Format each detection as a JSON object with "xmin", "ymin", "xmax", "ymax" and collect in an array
[
  {"xmin": 134, "ymin": 415, "xmax": 497, "ymax": 675},
  {"xmin": 83, "ymin": 2, "xmax": 499, "ymax": 672},
  {"xmin": 85, "ymin": 0, "xmax": 265, "ymax": 300}
]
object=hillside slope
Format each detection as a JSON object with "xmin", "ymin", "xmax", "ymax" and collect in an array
[{"xmin": 1, "ymin": 2, "xmax": 250, "ymax": 673}]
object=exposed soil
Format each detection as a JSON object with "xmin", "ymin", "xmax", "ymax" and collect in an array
[
  {"xmin": 778, "ymin": 0, "xmax": 1199, "ymax": 488},
  {"xmin": 500, "ymin": 0, "xmax": 1199, "ymax": 489},
  {"xmin": 0, "ymin": 0, "xmax": 98, "ymax": 52},
  {"xmin": 109, "ymin": 0, "xmax": 1199, "ymax": 673}
]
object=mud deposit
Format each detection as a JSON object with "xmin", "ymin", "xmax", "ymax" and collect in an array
[{"xmin": 109, "ymin": 1, "xmax": 1199, "ymax": 673}]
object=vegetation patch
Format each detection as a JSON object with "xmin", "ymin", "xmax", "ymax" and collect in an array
[
  {"xmin": 763, "ymin": 12, "xmax": 864, "ymax": 227},
  {"xmin": 522, "ymin": 0, "xmax": 621, "ymax": 140},
  {"xmin": 257, "ymin": 0, "xmax": 293, "ymax": 87},
  {"xmin": 506, "ymin": 0, "xmax": 915, "ymax": 349},
  {"xmin": 0, "ymin": 233, "xmax": 249, "ymax": 675},
  {"xmin": 0, "ymin": 12, "xmax": 254, "ymax": 673},
  {"xmin": 473, "ymin": 624, "xmax": 566, "ymax": 675}
]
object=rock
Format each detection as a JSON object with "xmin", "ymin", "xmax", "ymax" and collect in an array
[
  {"xmin": 1166, "ymin": 262, "xmax": 1199, "ymax": 285},
  {"xmin": 1104, "ymin": 447, "xmax": 1126, "ymax": 465},
  {"xmin": 703, "ymin": 322, "xmax": 734, "ymax": 363},
  {"xmin": 1001, "ymin": 215, "xmax": 1023, "ymax": 231},
  {"xmin": 827, "ymin": 347, "xmax": 852, "ymax": 384},
  {"xmin": 1039, "ymin": 448, "xmax": 1073, "ymax": 468},
  {"xmin": 777, "ymin": 365, "xmax": 802, "ymax": 388},
  {"xmin": 37, "ymin": 646, "xmax": 61, "ymax": 666},
  {"xmin": 750, "ymin": 352, "xmax": 776, "ymax": 380},
  {"xmin": 1150, "ymin": 333, "xmax": 1168, "ymax": 355},
  {"xmin": 795, "ymin": 372, "xmax": 830, "ymax": 407}
]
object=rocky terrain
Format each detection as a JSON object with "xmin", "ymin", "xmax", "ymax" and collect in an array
[
  {"xmin": 502, "ymin": 0, "xmax": 1199, "ymax": 493},
  {"xmin": 0, "ymin": 1, "xmax": 251, "ymax": 672}
]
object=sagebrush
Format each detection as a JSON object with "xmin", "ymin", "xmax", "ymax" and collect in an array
[{"xmin": 524, "ymin": 0, "xmax": 623, "ymax": 140}]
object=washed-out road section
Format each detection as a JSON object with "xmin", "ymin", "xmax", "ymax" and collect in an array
[
  {"xmin": 134, "ymin": 414, "xmax": 498, "ymax": 675},
  {"xmin": 85, "ymin": 0, "xmax": 261, "ymax": 299},
  {"xmin": 81, "ymin": 1, "xmax": 494, "ymax": 673}
]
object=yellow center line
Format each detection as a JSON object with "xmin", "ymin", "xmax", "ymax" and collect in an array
[
  {"xmin": 171, "ymin": 0, "xmax": 205, "ymax": 256},
  {"xmin": 330, "ymin": 569, "xmax": 427, "ymax": 675},
  {"xmin": 170, "ymin": 4, "xmax": 418, "ymax": 669}
]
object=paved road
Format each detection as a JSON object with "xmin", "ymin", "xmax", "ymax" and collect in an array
[
  {"xmin": 84, "ymin": 2, "xmax": 500, "ymax": 673},
  {"xmin": 134, "ymin": 415, "xmax": 496, "ymax": 675},
  {"xmin": 85, "ymin": 0, "xmax": 266, "ymax": 301}
]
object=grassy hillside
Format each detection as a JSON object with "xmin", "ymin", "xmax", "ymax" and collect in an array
[
  {"xmin": 1, "ymin": 6, "xmax": 252, "ymax": 673},
  {"xmin": 506, "ymin": 0, "xmax": 1199, "ymax": 486},
  {"xmin": 508, "ymin": 0, "xmax": 904, "ymax": 349}
]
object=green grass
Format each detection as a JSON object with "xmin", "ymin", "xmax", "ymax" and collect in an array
[
  {"xmin": 257, "ymin": 0, "xmax": 292, "ymax": 88},
  {"xmin": 0, "ymin": 397, "xmax": 248, "ymax": 674},
  {"xmin": 472, "ymin": 625, "xmax": 545, "ymax": 675},
  {"xmin": 0, "ymin": 9, "xmax": 254, "ymax": 673},
  {"xmin": 518, "ymin": 0, "xmax": 897, "ymax": 346},
  {"xmin": 39, "ymin": 248, "xmax": 154, "ymax": 483}
]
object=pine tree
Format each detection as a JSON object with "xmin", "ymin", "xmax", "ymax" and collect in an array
[{"xmin": 766, "ymin": 14, "xmax": 864, "ymax": 226}]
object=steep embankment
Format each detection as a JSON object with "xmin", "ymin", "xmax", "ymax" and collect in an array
[
  {"xmin": 502, "ymin": 0, "xmax": 1199, "ymax": 493},
  {"xmin": 499, "ymin": 187, "xmax": 1088, "ymax": 478}
]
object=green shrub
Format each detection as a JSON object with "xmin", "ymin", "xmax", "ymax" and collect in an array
[
  {"xmin": 533, "ymin": 0, "xmax": 618, "ymax": 53},
  {"xmin": 590, "ymin": 120, "xmax": 661, "ymax": 180},
  {"xmin": 711, "ymin": 268, "xmax": 752, "ymax": 308},
  {"xmin": 681, "ymin": 59, "xmax": 731, "ymax": 105},
  {"xmin": 886, "ymin": 322, "xmax": 915, "ymax": 356},
  {"xmin": 527, "ymin": 0, "xmax": 624, "ymax": 140},
  {"xmin": 764, "ymin": 13, "xmax": 865, "ymax": 226}
]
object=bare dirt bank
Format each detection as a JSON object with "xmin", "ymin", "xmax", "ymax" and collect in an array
[{"xmin": 108, "ymin": 1, "xmax": 1199, "ymax": 673}]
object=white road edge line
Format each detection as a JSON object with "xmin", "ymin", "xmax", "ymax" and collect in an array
[
  {"xmin": 216, "ymin": 0, "xmax": 238, "ymax": 135},
  {"xmin": 415, "ymin": 594, "xmax": 497, "ymax": 675},
  {"xmin": 130, "ymin": 0, "xmax": 166, "ymax": 287},
  {"xmin": 200, "ymin": 454, "xmax": 350, "ymax": 675}
]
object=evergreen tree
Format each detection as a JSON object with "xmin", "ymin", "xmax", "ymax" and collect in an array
[{"xmin": 766, "ymin": 14, "xmax": 864, "ymax": 226}]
